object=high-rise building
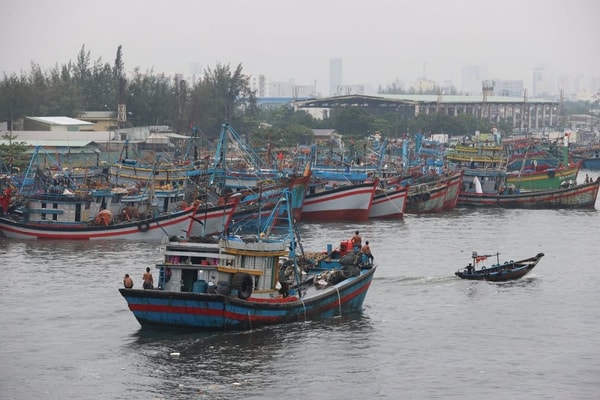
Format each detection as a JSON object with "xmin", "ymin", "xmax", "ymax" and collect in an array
[
  {"xmin": 533, "ymin": 65, "xmax": 557, "ymax": 98},
  {"xmin": 461, "ymin": 65, "xmax": 487, "ymax": 95},
  {"xmin": 249, "ymin": 74, "xmax": 268, "ymax": 97},
  {"xmin": 329, "ymin": 58, "xmax": 343, "ymax": 96}
]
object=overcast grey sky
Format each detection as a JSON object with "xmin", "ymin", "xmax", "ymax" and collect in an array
[{"xmin": 2, "ymin": 0, "xmax": 599, "ymax": 94}]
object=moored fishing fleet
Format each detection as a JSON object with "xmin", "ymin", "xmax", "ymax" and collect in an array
[
  {"xmin": 1, "ymin": 123, "xmax": 598, "ymax": 331},
  {"xmin": 2, "ymin": 125, "xmax": 598, "ymax": 240}
]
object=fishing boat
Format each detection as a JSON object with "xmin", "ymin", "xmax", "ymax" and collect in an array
[
  {"xmin": 455, "ymin": 251, "xmax": 545, "ymax": 281},
  {"xmin": 441, "ymin": 171, "xmax": 463, "ymax": 210},
  {"xmin": 368, "ymin": 184, "xmax": 408, "ymax": 219},
  {"xmin": 301, "ymin": 179, "xmax": 378, "ymax": 222},
  {"xmin": 504, "ymin": 136, "xmax": 580, "ymax": 190},
  {"xmin": 189, "ymin": 124, "xmax": 284, "ymax": 191},
  {"xmin": 110, "ymin": 158, "xmax": 192, "ymax": 186},
  {"xmin": 228, "ymin": 172, "xmax": 311, "ymax": 234},
  {"xmin": 457, "ymin": 178, "xmax": 599, "ymax": 209},
  {"xmin": 118, "ymin": 189, "xmax": 377, "ymax": 331},
  {"xmin": 404, "ymin": 178, "xmax": 448, "ymax": 214},
  {"xmin": 446, "ymin": 139, "xmax": 508, "ymax": 204},
  {"xmin": 0, "ymin": 180, "xmax": 240, "ymax": 240},
  {"xmin": 571, "ymin": 143, "xmax": 600, "ymax": 170},
  {"xmin": 505, "ymin": 163, "xmax": 580, "ymax": 190}
]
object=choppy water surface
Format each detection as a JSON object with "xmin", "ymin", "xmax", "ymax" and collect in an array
[{"xmin": 1, "ymin": 171, "xmax": 599, "ymax": 400}]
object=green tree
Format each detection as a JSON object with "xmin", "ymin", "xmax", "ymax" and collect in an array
[
  {"xmin": 127, "ymin": 68, "xmax": 175, "ymax": 128},
  {"xmin": 330, "ymin": 107, "xmax": 374, "ymax": 137},
  {"xmin": 0, "ymin": 132, "xmax": 29, "ymax": 171},
  {"xmin": 114, "ymin": 45, "xmax": 126, "ymax": 104},
  {"xmin": 188, "ymin": 63, "xmax": 255, "ymax": 136}
]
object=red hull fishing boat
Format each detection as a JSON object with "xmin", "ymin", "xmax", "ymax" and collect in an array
[
  {"xmin": 301, "ymin": 179, "xmax": 378, "ymax": 222},
  {"xmin": 0, "ymin": 187, "xmax": 240, "ymax": 240}
]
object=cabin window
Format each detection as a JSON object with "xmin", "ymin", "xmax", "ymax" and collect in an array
[{"xmin": 53, "ymin": 203, "xmax": 58, "ymax": 221}]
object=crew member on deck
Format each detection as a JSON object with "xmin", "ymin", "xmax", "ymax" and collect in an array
[
  {"xmin": 123, "ymin": 274, "xmax": 134, "ymax": 289},
  {"xmin": 142, "ymin": 267, "xmax": 154, "ymax": 289},
  {"xmin": 361, "ymin": 241, "xmax": 374, "ymax": 264},
  {"xmin": 466, "ymin": 263, "xmax": 474, "ymax": 274},
  {"xmin": 351, "ymin": 231, "xmax": 362, "ymax": 253}
]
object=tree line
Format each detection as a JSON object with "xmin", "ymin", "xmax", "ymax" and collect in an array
[{"xmin": 1, "ymin": 44, "xmax": 591, "ymax": 154}]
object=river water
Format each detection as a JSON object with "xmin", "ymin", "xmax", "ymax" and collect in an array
[{"xmin": 1, "ymin": 170, "xmax": 599, "ymax": 400}]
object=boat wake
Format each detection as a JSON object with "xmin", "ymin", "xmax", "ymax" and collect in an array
[{"xmin": 377, "ymin": 275, "xmax": 457, "ymax": 286}]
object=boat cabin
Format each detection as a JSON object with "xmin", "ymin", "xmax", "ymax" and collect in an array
[{"xmin": 156, "ymin": 236, "xmax": 289, "ymax": 299}]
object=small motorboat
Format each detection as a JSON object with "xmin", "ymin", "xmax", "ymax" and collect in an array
[{"xmin": 455, "ymin": 251, "xmax": 544, "ymax": 282}]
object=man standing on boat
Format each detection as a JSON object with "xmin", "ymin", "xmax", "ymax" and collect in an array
[
  {"xmin": 466, "ymin": 263, "xmax": 474, "ymax": 274},
  {"xmin": 361, "ymin": 241, "xmax": 374, "ymax": 264},
  {"xmin": 351, "ymin": 231, "xmax": 362, "ymax": 254}
]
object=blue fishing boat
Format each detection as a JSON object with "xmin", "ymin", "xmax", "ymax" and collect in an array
[
  {"xmin": 118, "ymin": 189, "xmax": 376, "ymax": 331},
  {"xmin": 571, "ymin": 144, "xmax": 600, "ymax": 170}
]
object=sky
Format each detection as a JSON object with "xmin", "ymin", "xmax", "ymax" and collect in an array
[{"xmin": 2, "ymin": 0, "xmax": 599, "ymax": 95}]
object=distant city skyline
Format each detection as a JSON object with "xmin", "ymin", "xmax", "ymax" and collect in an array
[
  {"xmin": 247, "ymin": 60, "xmax": 597, "ymax": 101},
  {"xmin": 2, "ymin": 1, "xmax": 599, "ymax": 100}
]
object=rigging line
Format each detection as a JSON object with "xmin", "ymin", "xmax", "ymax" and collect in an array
[{"xmin": 381, "ymin": 189, "xmax": 404, "ymax": 213}]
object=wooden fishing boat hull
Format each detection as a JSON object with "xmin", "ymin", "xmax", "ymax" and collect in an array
[
  {"xmin": 455, "ymin": 253, "xmax": 544, "ymax": 282},
  {"xmin": 0, "ymin": 206, "xmax": 198, "ymax": 240},
  {"xmin": 442, "ymin": 171, "xmax": 464, "ymax": 211},
  {"xmin": 119, "ymin": 266, "xmax": 375, "ymax": 330},
  {"xmin": 0, "ymin": 198, "xmax": 238, "ymax": 240},
  {"xmin": 458, "ymin": 180, "xmax": 599, "ymax": 209},
  {"xmin": 405, "ymin": 182, "xmax": 448, "ymax": 214},
  {"xmin": 301, "ymin": 181, "xmax": 377, "ymax": 222},
  {"xmin": 368, "ymin": 186, "xmax": 408, "ymax": 219}
]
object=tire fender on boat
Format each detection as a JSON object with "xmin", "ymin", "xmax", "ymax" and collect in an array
[
  {"xmin": 422, "ymin": 193, "xmax": 431, "ymax": 201},
  {"xmin": 232, "ymin": 272, "xmax": 253, "ymax": 300},
  {"xmin": 138, "ymin": 221, "xmax": 150, "ymax": 232}
]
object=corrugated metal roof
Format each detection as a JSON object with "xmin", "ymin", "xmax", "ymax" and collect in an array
[
  {"xmin": 26, "ymin": 116, "xmax": 93, "ymax": 126},
  {"xmin": 296, "ymin": 94, "xmax": 557, "ymax": 107},
  {"xmin": 24, "ymin": 147, "xmax": 101, "ymax": 155},
  {"xmin": 4, "ymin": 131, "xmax": 112, "ymax": 142},
  {"xmin": 163, "ymin": 132, "xmax": 192, "ymax": 139},
  {"xmin": 313, "ymin": 129, "xmax": 338, "ymax": 137},
  {"xmin": 0, "ymin": 139, "xmax": 97, "ymax": 147},
  {"xmin": 380, "ymin": 94, "xmax": 542, "ymax": 104}
]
